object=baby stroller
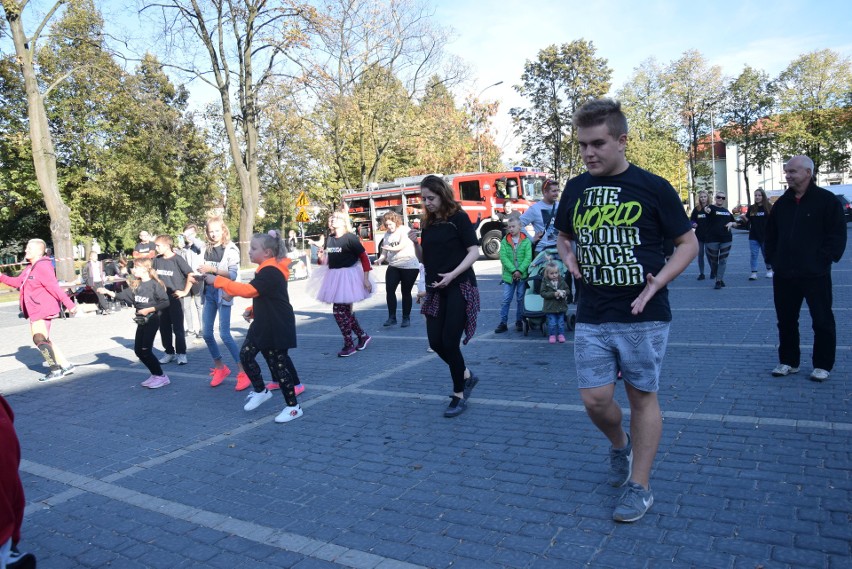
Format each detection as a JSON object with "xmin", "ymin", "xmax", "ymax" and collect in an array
[{"xmin": 521, "ymin": 247, "xmax": 576, "ymax": 336}]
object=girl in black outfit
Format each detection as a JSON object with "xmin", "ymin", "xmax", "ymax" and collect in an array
[
  {"xmin": 410, "ymin": 175, "xmax": 481, "ymax": 418},
  {"xmin": 206, "ymin": 233, "xmax": 302, "ymax": 423},
  {"xmin": 99, "ymin": 258, "xmax": 171, "ymax": 388},
  {"xmin": 689, "ymin": 190, "xmax": 711, "ymax": 280},
  {"xmin": 704, "ymin": 193, "xmax": 736, "ymax": 289},
  {"xmin": 745, "ymin": 188, "xmax": 773, "ymax": 280}
]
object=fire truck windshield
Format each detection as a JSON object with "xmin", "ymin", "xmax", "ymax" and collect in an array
[{"xmin": 522, "ymin": 175, "xmax": 549, "ymax": 201}]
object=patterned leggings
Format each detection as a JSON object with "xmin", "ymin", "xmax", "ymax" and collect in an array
[
  {"xmin": 240, "ymin": 341, "xmax": 298, "ymax": 407},
  {"xmin": 333, "ymin": 303, "xmax": 365, "ymax": 348}
]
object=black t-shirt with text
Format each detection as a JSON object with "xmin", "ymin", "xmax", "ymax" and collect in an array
[
  {"xmin": 154, "ymin": 254, "xmax": 192, "ymax": 294},
  {"xmin": 421, "ymin": 210, "xmax": 478, "ymax": 287},
  {"xmin": 554, "ymin": 164, "xmax": 691, "ymax": 324},
  {"xmin": 704, "ymin": 205, "xmax": 734, "ymax": 243},
  {"xmin": 115, "ymin": 279, "xmax": 170, "ymax": 312},
  {"xmin": 326, "ymin": 233, "xmax": 364, "ymax": 269}
]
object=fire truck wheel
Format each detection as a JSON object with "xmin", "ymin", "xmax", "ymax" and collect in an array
[{"xmin": 481, "ymin": 230, "xmax": 502, "ymax": 260}]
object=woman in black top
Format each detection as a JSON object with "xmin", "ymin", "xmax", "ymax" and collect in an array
[
  {"xmin": 410, "ymin": 175, "xmax": 481, "ymax": 418},
  {"xmin": 314, "ymin": 212, "xmax": 374, "ymax": 357},
  {"xmin": 689, "ymin": 191, "xmax": 711, "ymax": 280},
  {"xmin": 704, "ymin": 193, "xmax": 735, "ymax": 289},
  {"xmin": 745, "ymin": 188, "xmax": 773, "ymax": 280}
]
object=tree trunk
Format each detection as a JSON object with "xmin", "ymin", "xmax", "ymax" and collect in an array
[{"xmin": 4, "ymin": 4, "xmax": 75, "ymax": 281}]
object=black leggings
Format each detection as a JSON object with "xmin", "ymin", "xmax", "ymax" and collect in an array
[
  {"xmin": 425, "ymin": 284, "xmax": 467, "ymax": 394},
  {"xmin": 135, "ymin": 313, "xmax": 164, "ymax": 376},
  {"xmin": 240, "ymin": 340, "xmax": 299, "ymax": 406},
  {"xmin": 159, "ymin": 296, "xmax": 186, "ymax": 355},
  {"xmin": 385, "ymin": 266, "xmax": 419, "ymax": 319}
]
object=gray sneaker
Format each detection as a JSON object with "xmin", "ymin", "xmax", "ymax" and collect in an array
[
  {"xmin": 608, "ymin": 434, "xmax": 633, "ymax": 487},
  {"xmin": 772, "ymin": 364, "xmax": 799, "ymax": 377},
  {"xmin": 613, "ymin": 481, "xmax": 654, "ymax": 522}
]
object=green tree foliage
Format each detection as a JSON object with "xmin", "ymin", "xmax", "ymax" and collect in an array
[
  {"xmin": 510, "ymin": 40, "xmax": 612, "ymax": 182},
  {"xmin": 663, "ymin": 49, "xmax": 725, "ymax": 195},
  {"xmin": 617, "ymin": 58, "xmax": 688, "ymax": 198},
  {"xmin": 774, "ymin": 49, "xmax": 852, "ymax": 174},
  {"xmin": 720, "ymin": 65, "xmax": 776, "ymax": 203}
]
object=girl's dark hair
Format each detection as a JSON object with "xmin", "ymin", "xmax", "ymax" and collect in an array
[
  {"xmin": 253, "ymin": 232, "xmax": 288, "ymax": 260},
  {"xmin": 420, "ymin": 175, "xmax": 460, "ymax": 228}
]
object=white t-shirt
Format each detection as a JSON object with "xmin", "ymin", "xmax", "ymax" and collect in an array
[{"xmin": 520, "ymin": 200, "xmax": 560, "ymax": 252}]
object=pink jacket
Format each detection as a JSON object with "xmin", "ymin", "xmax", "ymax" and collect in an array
[{"xmin": 0, "ymin": 257, "xmax": 75, "ymax": 321}]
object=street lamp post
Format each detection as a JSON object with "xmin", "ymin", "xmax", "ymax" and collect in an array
[{"xmin": 476, "ymin": 80, "xmax": 503, "ymax": 172}]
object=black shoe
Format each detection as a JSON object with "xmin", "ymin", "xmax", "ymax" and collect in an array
[
  {"xmin": 697, "ymin": 274, "xmax": 705, "ymax": 281},
  {"xmin": 7, "ymin": 547, "xmax": 37, "ymax": 569},
  {"xmin": 714, "ymin": 281, "xmax": 722, "ymax": 290},
  {"xmin": 515, "ymin": 321, "xmax": 523, "ymax": 331},
  {"xmin": 400, "ymin": 317, "xmax": 410, "ymax": 328},
  {"xmin": 463, "ymin": 373, "xmax": 479, "ymax": 399},
  {"xmin": 383, "ymin": 317, "xmax": 397, "ymax": 327},
  {"xmin": 40, "ymin": 368, "xmax": 64, "ymax": 382},
  {"xmin": 494, "ymin": 322, "xmax": 508, "ymax": 333},
  {"xmin": 709, "ymin": 273, "xmax": 716, "ymax": 279},
  {"xmin": 720, "ymin": 280, "xmax": 726, "ymax": 287},
  {"xmin": 444, "ymin": 396, "xmax": 467, "ymax": 418}
]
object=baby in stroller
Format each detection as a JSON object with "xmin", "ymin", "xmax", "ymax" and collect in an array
[{"xmin": 521, "ymin": 248, "xmax": 575, "ymax": 337}]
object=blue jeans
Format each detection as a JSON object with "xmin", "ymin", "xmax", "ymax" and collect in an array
[
  {"xmin": 546, "ymin": 313, "xmax": 565, "ymax": 336},
  {"xmin": 749, "ymin": 239, "xmax": 770, "ymax": 272},
  {"xmin": 500, "ymin": 280, "xmax": 525, "ymax": 324},
  {"xmin": 202, "ymin": 298, "xmax": 240, "ymax": 364}
]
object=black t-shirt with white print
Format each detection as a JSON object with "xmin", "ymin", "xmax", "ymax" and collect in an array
[
  {"xmin": 554, "ymin": 164, "xmax": 691, "ymax": 324},
  {"xmin": 154, "ymin": 254, "xmax": 192, "ymax": 294}
]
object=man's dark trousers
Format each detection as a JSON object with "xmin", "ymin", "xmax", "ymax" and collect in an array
[{"xmin": 773, "ymin": 273, "xmax": 835, "ymax": 370}]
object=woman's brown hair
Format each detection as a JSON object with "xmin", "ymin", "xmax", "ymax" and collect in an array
[{"xmin": 419, "ymin": 175, "xmax": 460, "ymax": 228}]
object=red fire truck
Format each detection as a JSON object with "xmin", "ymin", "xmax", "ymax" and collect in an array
[{"xmin": 341, "ymin": 169, "xmax": 550, "ymax": 259}]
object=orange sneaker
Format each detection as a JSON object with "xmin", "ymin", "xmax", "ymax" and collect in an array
[
  {"xmin": 235, "ymin": 372, "xmax": 251, "ymax": 391},
  {"xmin": 265, "ymin": 382, "xmax": 280, "ymax": 391},
  {"xmin": 209, "ymin": 365, "xmax": 231, "ymax": 387}
]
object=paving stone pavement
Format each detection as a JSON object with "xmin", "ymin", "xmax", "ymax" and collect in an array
[{"xmin": 1, "ymin": 228, "xmax": 850, "ymax": 569}]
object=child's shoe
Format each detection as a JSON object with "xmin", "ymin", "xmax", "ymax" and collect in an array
[
  {"xmin": 209, "ymin": 365, "xmax": 231, "ymax": 387},
  {"xmin": 549, "ymin": 335, "xmax": 556, "ymax": 344},
  {"xmin": 148, "ymin": 375, "xmax": 171, "ymax": 389},
  {"xmin": 356, "ymin": 335, "xmax": 372, "ymax": 351},
  {"xmin": 557, "ymin": 334, "xmax": 566, "ymax": 343},
  {"xmin": 338, "ymin": 346, "xmax": 357, "ymax": 357},
  {"xmin": 274, "ymin": 405, "xmax": 303, "ymax": 423},
  {"xmin": 141, "ymin": 375, "xmax": 158, "ymax": 388},
  {"xmin": 235, "ymin": 372, "xmax": 251, "ymax": 391}
]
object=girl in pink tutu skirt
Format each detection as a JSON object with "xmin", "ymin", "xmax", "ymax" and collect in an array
[{"xmin": 313, "ymin": 211, "xmax": 375, "ymax": 357}]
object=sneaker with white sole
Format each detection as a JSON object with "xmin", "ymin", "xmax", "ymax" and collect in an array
[
  {"xmin": 772, "ymin": 364, "xmax": 799, "ymax": 377},
  {"xmin": 141, "ymin": 375, "xmax": 158, "ymax": 387},
  {"xmin": 809, "ymin": 368, "xmax": 830, "ymax": 382},
  {"xmin": 158, "ymin": 353, "xmax": 175, "ymax": 364},
  {"xmin": 243, "ymin": 389, "xmax": 272, "ymax": 411},
  {"xmin": 147, "ymin": 375, "xmax": 171, "ymax": 389},
  {"xmin": 749, "ymin": 272, "xmax": 758, "ymax": 280},
  {"xmin": 613, "ymin": 481, "xmax": 654, "ymax": 522},
  {"xmin": 609, "ymin": 434, "xmax": 633, "ymax": 487},
  {"xmin": 61, "ymin": 364, "xmax": 76, "ymax": 376},
  {"xmin": 766, "ymin": 270, "xmax": 774, "ymax": 278},
  {"xmin": 274, "ymin": 405, "xmax": 303, "ymax": 423},
  {"xmin": 176, "ymin": 354, "xmax": 188, "ymax": 365}
]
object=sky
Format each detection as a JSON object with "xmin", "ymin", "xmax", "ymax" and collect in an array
[{"xmin": 432, "ymin": 0, "xmax": 852, "ymax": 162}]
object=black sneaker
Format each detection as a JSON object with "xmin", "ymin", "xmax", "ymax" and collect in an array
[
  {"xmin": 515, "ymin": 321, "xmax": 523, "ymax": 331},
  {"xmin": 494, "ymin": 322, "xmax": 508, "ymax": 333},
  {"xmin": 697, "ymin": 274, "xmax": 705, "ymax": 281},
  {"xmin": 40, "ymin": 368, "xmax": 64, "ymax": 382},
  {"xmin": 400, "ymin": 317, "xmax": 411, "ymax": 328},
  {"xmin": 709, "ymin": 273, "xmax": 716, "ymax": 279},
  {"xmin": 714, "ymin": 281, "xmax": 722, "ymax": 290},
  {"xmin": 7, "ymin": 547, "xmax": 37, "ymax": 569},
  {"xmin": 720, "ymin": 280, "xmax": 726, "ymax": 288},
  {"xmin": 383, "ymin": 317, "xmax": 397, "ymax": 327},
  {"xmin": 444, "ymin": 396, "xmax": 467, "ymax": 418}
]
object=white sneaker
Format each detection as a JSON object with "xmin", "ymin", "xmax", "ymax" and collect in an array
[
  {"xmin": 809, "ymin": 368, "xmax": 830, "ymax": 382},
  {"xmin": 158, "ymin": 353, "xmax": 175, "ymax": 364},
  {"xmin": 766, "ymin": 270, "xmax": 774, "ymax": 278},
  {"xmin": 176, "ymin": 354, "xmax": 188, "ymax": 365},
  {"xmin": 243, "ymin": 389, "xmax": 272, "ymax": 411},
  {"xmin": 147, "ymin": 375, "xmax": 171, "ymax": 389},
  {"xmin": 274, "ymin": 405, "xmax": 303, "ymax": 423},
  {"xmin": 749, "ymin": 272, "xmax": 758, "ymax": 280},
  {"xmin": 772, "ymin": 364, "xmax": 799, "ymax": 377}
]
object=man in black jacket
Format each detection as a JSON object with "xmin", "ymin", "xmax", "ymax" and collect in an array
[{"xmin": 765, "ymin": 155, "xmax": 847, "ymax": 382}]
